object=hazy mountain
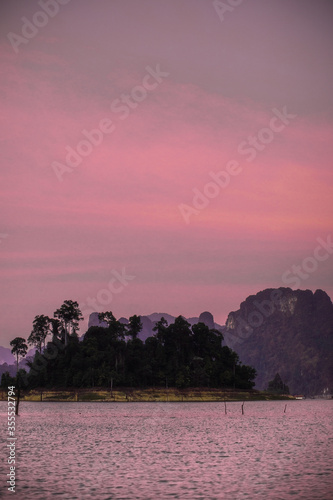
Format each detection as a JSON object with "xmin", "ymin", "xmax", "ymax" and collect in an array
[
  {"xmin": 146, "ymin": 312, "xmax": 178, "ymax": 325},
  {"xmin": 88, "ymin": 311, "xmax": 226, "ymax": 342},
  {"xmin": 0, "ymin": 349, "xmax": 35, "ymax": 379},
  {"xmin": 0, "ymin": 346, "xmax": 15, "ymax": 365},
  {"xmin": 0, "ymin": 347, "xmax": 36, "ymax": 380},
  {"xmin": 0, "ymin": 346, "xmax": 35, "ymax": 366},
  {"xmin": 88, "ymin": 312, "xmax": 108, "ymax": 328}
]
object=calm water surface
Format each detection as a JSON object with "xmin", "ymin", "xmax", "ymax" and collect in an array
[{"xmin": 1, "ymin": 400, "xmax": 332, "ymax": 499}]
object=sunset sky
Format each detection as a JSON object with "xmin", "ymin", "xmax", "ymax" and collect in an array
[{"xmin": 1, "ymin": 0, "xmax": 332, "ymax": 347}]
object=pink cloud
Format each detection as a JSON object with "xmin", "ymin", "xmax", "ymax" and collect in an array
[{"xmin": 1, "ymin": 4, "xmax": 332, "ymax": 347}]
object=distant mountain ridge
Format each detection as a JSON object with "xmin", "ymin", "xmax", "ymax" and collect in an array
[
  {"xmin": 88, "ymin": 311, "xmax": 225, "ymax": 342},
  {"xmin": 0, "ymin": 348, "xmax": 36, "ymax": 380},
  {"xmin": 2, "ymin": 288, "xmax": 332, "ymax": 396},
  {"xmin": 0, "ymin": 346, "xmax": 35, "ymax": 366},
  {"xmin": 0, "ymin": 346, "xmax": 15, "ymax": 365}
]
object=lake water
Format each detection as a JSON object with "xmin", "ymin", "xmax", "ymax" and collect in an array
[{"xmin": 0, "ymin": 400, "xmax": 332, "ymax": 499}]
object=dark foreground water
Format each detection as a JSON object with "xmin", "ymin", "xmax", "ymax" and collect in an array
[{"xmin": 1, "ymin": 400, "xmax": 332, "ymax": 499}]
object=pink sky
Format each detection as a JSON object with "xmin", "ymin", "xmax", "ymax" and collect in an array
[{"xmin": 1, "ymin": 0, "xmax": 332, "ymax": 347}]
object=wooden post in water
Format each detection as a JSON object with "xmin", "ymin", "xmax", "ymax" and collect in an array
[
  {"xmin": 284, "ymin": 404, "xmax": 287, "ymax": 413},
  {"xmin": 241, "ymin": 402, "xmax": 244, "ymax": 415},
  {"xmin": 224, "ymin": 400, "xmax": 227, "ymax": 415}
]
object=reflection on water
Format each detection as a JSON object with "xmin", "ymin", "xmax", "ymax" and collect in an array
[{"xmin": 0, "ymin": 400, "xmax": 332, "ymax": 499}]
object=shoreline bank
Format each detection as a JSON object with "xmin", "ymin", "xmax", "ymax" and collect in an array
[{"xmin": 0, "ymin": 387, "xmax": 294, "ymax": 403}]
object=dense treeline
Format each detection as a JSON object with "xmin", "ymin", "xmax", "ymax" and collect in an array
[{"xmin": 2, "ymin": 303, "xmax": 256, "ymax": 390}]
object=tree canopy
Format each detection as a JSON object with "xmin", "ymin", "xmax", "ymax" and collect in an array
[
  {"xmin": 267, "ymin": 373, "xmax": 289, "ymax": 394},
  {"xmin": 23, "ymin": 308, "xmax": 256, "ymax": 391}
]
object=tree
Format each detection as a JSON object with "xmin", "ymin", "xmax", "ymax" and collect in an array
[
  {"xmin": 1, "ymin": 371, "xmax": 16, "ymax": 389},
  {"xmin": 10, "ymin": 337, "xmax": 28, "ymax": 374},
  {"xmin": 54, "ymin": 300, "xmax": 83, "ymax": 346},
  {"xmin": 169, "ymin": 316, "xmax": 192, "ymax": 366},
  {"xmin": 28, "ymin": 315, "xmax": 50, "ymax": 353},
  {"xmin": 192, "ymin": 323, "xmax": 223, "ymax": 359},
  {"xmin": 127, "ymin": 315, "xmax": 143, "ymax": 340},
  {"xmin": 49, "ymin": 318, "xmax": 63, "ymax": 341},
  {"xmin": 267, "ymin": 373, "xmax": 289, "ymax": 394},
  {"xmin": 98, "ymin": 311, "xmax": 116, "ymax": 326},
  {"xmin": 153, "ymin": 317, "xmax": 168, "ymax": 344},
  {"xmin": 125, "ymin": 337, "xmax": 145, "ymax": 386},
  {"xmin": 98, "ymin": 311, "xmax": 126, "ymax": 340}
]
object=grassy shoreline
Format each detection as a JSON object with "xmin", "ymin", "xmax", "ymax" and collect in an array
[{"xmin": 1, "ymin": 387, "xmax": 294, "ymax": 402}]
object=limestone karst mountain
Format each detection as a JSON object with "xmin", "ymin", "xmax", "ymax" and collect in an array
[
  {"xmin": 86, "ymin": 288, "xmax": 333, "ymax": 395},
  {"xmin": 224, "ymin": 288, "xmax": 333, "ymax": 395}
]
